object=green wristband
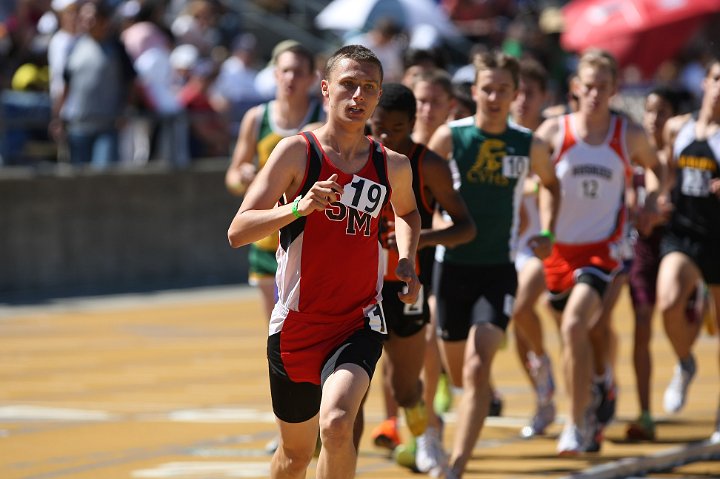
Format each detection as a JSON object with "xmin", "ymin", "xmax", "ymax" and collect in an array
[
  {"xmin": 291, "ymin": 195, "xmax": 303, "ymax": 219},
  {"xmin": 539, "ymin": 229, "xmax": 555, "ymax": 243}
]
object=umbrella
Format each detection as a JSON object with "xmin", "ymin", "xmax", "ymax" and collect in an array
[
  {"xmin": 560, "ymin": 0, "xmax": 720, "ymax": 79},
  {"xmin": 315, "ymin": 0, "xmax": 462, "ymax": 39}
]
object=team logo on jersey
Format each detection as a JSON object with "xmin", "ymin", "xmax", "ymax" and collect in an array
[
  {"xmin": 324, "ymin": 175, "xmax": 386, "ymax": 236},
  {"xmin": 467, "ymin": 139, "xmax": 527, "ymax": 185},
  {"xmin": 325, "ymin": 203, "xmax": 373, "ymax": 236}
]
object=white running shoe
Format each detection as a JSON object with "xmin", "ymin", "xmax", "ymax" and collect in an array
[
  {"xmin": 663, "ymin": 355, "xmax": 696, "ymax": 414},
  {"xmin": 711, "ymin": 412, "xmax": 720, "ymax": 444},
  {"xmin": 521, "ymin": 401, "xmax": 556, "ymax": 438},
  {"xmin": 415, "ymin": 426, "xmax": 448, "ymax": 477},
  {"xmin": 557, "ymin": 424, "xmax": 586, "ymax": 456},
  {"xmin": 528, "ymin": 352, "xmax": 555, "ymax": 406}
]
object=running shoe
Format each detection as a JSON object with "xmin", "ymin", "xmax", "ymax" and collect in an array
[
  {"xmin": 371, "ymin": 416, "xmax": 401, "ymax": 450},
  {"xmin": 585, "ymin": 421, "xmax": 604, "ymax": 453},
  {"xmin": 434, "ymin": 372, "xmax": 453, "ymax": 414},
  {"xmin": 521, "ymin": 401, "xmax": 556, "ymax": 438},
  {"xmin": 488, "ymin": 391, "xmax": 504, "ymax": 417},
  {"xmin": 594, "ymin": 377, "xmax": 617, "ymax": 425},
  {"xmin": 711, "ymin": 412, "xmax": 720, "ymax": 444},
  {"xmin": 584, "ymin": 387, "xmax": 602, "ymax": 453},
  {"xmin": 528, "ymin": 352, "xmax": 555, "ymax": 406},
  {"xmin": 265, "ymin": 436, "xmax": 279, "ymax": 454},
  {"xmin": 392, "ymin": 436, "xmax": 417, "ymax": 470},
  {"xmin": 663, "ymin": 355, "xmax": 696, "ymax": 414},
  {"xmin": 625, "ymin": 412, "xmax": 656, "ymax": 441},
  {"xmin": 415, "ymin": 425, "xmax": 448, "ymax": 477},
  {"xmin": 404, "ymin": 400, "xmax": 429, "ymax": 437},
  {"xmin": 557, "ymin": 424, "xmax": 586, "ymax": 456}
]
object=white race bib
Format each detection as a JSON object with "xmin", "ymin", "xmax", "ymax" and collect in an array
[
  {"xmin": 502, "ymin": 155, "xmax": 529, "ymax": 179},
  {"xmin": 339, "ymin": 175, "xmax": 388, "ymax": 218},
  {"xmin": 403, "ymin": 284, "xmax": 424, "ymax": 315},
  {"xmin": 681, "ymin": 168, "xmax": 711, "ymax": 197},
  {"xmin": 365, "ymin": 303, "xmax": 387, "ymax": 334}
]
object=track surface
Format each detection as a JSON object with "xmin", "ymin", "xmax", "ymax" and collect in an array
[{"xmin": 1, "ymin": 285, "xmax": 719, "ymax": 479}]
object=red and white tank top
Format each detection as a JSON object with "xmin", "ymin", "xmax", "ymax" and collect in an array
[
  {"xmin": 270, "ymin": 132, "xmax": 392, "ymax": 335},
  {"xmin": 552, "ymin": 114, "xmax": 632, "ymax": 244}
]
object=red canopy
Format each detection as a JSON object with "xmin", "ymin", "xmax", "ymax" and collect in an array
[{"xmin": 561, "ymin": 0, "xmax": 720, "ymax": 79}]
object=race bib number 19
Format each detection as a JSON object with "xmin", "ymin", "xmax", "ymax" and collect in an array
[{"xmin": 339, "ymin": 175, "xmax": 388, "ymax": 218}]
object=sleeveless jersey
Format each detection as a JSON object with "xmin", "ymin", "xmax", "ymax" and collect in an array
[
  {"xmin": 270, "ymin": 131, "xmax": 392, "ymax": 338},
  {"xmin": 380, "ymin": 143, "xmax": 436, "ymax": 281},
  {"xmin": 552, "ymin": 114, "xmax": 632, "ymax": 244},
  {"xmin": 253, "ymin": 99, "xmax": 324, "ymax": 252},
  {"xmin": 669, "ymin": 116, "xmax": 720, "ymax": 239},
  {"xmin": 439, "ymin": 116, "xmax": 531, "ymax": 265}
]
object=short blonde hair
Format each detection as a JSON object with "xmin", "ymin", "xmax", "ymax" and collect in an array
[{"xmin": 577, "ymin": 49, "xmax": 618, "ymax": 82}]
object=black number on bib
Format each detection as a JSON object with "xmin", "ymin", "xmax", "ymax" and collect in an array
[
  {"xmin": 582, "ymin": 179, "xmax": 599, "ymax": 198},
  {"xmin": 341, "ymin": 175, "xmax": 387, "ymax": 218}
]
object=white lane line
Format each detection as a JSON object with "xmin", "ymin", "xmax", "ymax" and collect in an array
[
  {"xmin": 132, "ymin": 461, "xmax": 270, "ymax": 478},
  {"xmin": 0, "ymin": 405, "xmax": 114, "ymax": 421},
  {"xmin": 167, "ymin": 408, "xmax": 275, "ymax": 423}
]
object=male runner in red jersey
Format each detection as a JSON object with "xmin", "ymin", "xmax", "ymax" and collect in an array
[{"xmin": 228, "ymin": 45, "xmax": 421, "ymax": 479}]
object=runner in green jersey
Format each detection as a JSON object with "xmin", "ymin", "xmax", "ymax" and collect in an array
[{"xmin": 427, "ymin": 50, "xmax": 560, "ymax": 479}]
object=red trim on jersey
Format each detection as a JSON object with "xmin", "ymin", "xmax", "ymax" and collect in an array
[
  {"xmin": 286, "ymin": 133, "xmax": 313, "ymax": 202},
  {"xmin": 555, "ymin": 114, "xmax": 577, "ymax": 165}
]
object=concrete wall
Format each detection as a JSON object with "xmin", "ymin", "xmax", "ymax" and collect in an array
[{"xmin": 0, "ymin": 161, "xmax": 249, "ymax": 299}]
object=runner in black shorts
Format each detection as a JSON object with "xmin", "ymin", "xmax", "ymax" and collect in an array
[
  {"xmin": 368, "ymin": 83, "xmax": 475, "ymax": 472},
  {"xmin": 655, "ymin": 58, "xmax": 720, "ymax": 442},
  {"xmin": 434, "ymin": 262, "xmax": 517, "ymax": 339},
  {"xmin": 428, "ymin": 51, "xmax": 559, "ymax": 475}
]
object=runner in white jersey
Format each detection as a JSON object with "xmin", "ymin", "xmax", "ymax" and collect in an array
[
  {"xmin": 535, "ymin": 49, "xmax": 663, "ymax": 455},
  {"xmin": 509, "ymin": 58, "xmax": 558, "ymax": 440}
]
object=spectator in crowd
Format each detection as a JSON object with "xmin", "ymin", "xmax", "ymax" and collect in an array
[
  {"xmin": 170, "ymin": 0, "xmax": 220, "ymax": 56},
  {"xmin": 346, "ymin": 17, "xmax": 406, "ymax": 83},
  {"xmin": 54, "ymin": 0, "xmax": 137, "ymax": 168},
  {"xmin": 440, "ymin": 0, "xmax": 516, "ymax": 45},
  {"xmin": 210, "ymin": 32, "xmax": 261, "ymax": 114},
  {"xmin": 169, "ymin": 42, "xmax": 199, "ymax": 89},
  {"xmin": 178, "ymin": 58, "xmax": 229, "ymax": 158},
  {"xmin": 47, "ymin": 0, "xmax": 78, "ymax": 105}
]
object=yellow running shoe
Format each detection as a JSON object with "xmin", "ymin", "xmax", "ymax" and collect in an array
[
  {"xmin": 404, "ymin": 400, "xmax": 428, "ymax": 437},
  {"xmin": 434, "ymin": 372, "xmax": 453, "ymax": 414},
  {"xmin": 392, "ymin": 436, "xmax": 417, "ymax": 470}
]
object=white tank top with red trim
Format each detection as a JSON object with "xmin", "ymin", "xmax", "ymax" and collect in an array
[{"xmin": 552, "ymin": 114, "xmax": 632, "ymax": 244}]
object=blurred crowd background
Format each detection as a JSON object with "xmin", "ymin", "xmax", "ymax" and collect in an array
[{"xmin": 0, "ymin": 0, "xmax": 718, "ymax": 169}]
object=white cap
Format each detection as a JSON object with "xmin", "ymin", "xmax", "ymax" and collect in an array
[
  {"xmin": 169, "ymin": 44, "xmax": 200, "ymax": 70},
  {"xmin": 51, "ymin": 0, "xmax": 79, "ymax": 12}
]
